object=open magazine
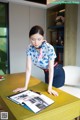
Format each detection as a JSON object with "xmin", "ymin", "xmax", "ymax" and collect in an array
[{"xmin": 7, "ymin": 90, "xmax": 54, "ymax": 113}]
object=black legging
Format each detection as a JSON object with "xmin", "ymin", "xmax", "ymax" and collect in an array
[{"xmin": 44, "ymin": 64, "xmax": 65, "ymax": 88}]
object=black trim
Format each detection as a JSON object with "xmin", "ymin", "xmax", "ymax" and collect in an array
[
  {"xmin": 24, "ymin": 0, "xmax": 46, "ymax": 5},
  {"xmin": 6, "ymin": 2, "xmax": 10, "ymax": 73}
]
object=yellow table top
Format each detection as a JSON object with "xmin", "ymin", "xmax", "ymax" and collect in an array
[{"xmin": 0, "ymin": 73, "xmax": 80, "ymax": 120}]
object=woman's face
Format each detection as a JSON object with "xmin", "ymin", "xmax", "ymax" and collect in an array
[{"xmin": 30, "ymin": 33, "xmax": 44, "ymax": 48}]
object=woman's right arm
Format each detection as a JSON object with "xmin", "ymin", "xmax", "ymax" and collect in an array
[
  {"xmin": 13, "ymin": 56, "xmax": 32, "ymax": 93},
  {"xmin": 24, "ymin": 56, "xmax": 32, "ymax": 89}
]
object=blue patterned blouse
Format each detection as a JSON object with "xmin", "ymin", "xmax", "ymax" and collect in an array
[{"xmin": 26, "ymin": 42, "xmax": 56, "ymax": 69}]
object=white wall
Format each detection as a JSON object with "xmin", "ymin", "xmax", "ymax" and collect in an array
[
  {"xmin": 76, "ymin": 5, "xmax": 80, "ymax": 66},
  {"xmin": 9, "ymin": 3, "xmax": 29, "ymax": 73},
  {"xmin": 29, "ymin": 7, "xmax": 46, "ymax": 33},
  {"xmin": 9, "ymin": 2, "xmax": 46, "ymax": 81},
  {"xmin": 29, "ymin": 6, "xmax": 46, "ymax": 80}
]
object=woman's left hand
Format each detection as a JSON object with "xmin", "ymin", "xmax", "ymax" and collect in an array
[{"xmin": 48, "ymin": 87, "xmax": 58, "ymax": 96}]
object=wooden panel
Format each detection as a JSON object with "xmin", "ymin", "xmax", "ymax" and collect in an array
[{"xmin": 64, "ymin": 4, "xmax": 78, "ymax": 65}]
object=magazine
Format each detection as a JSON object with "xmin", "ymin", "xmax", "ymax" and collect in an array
[{"xmin": 7, "ymin": 90, "xmax": 54, "ymax": 113}]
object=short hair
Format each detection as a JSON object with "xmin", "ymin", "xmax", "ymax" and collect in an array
[{"xmin": 29, "ymin": 25, "xmax": 44, "ymax": 37}]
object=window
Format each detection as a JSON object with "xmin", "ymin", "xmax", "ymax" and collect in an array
[{"xmin": 0, "ymin": 2, "xmax": 9, "ymax": 74}]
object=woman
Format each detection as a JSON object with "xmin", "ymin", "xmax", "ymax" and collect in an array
[{"xmin": 13, "ymin": 25, "xmax": 65, "ymax": 96}]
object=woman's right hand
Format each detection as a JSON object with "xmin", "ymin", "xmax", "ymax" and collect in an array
[
  {"xmin": 13, "ymin": 87, "xmax": 27, "ymax": 93},
  {"xmin": 48, "ymin": 86, "xmax": 58, "ymax": 96}
]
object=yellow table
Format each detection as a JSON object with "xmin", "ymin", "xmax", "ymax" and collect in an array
[{"xmin": 0, "ymin": 73, "xmax": 80, "ymax": 120}]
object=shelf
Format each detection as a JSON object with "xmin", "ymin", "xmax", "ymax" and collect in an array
[
  {"xmin": 47, "ymin": 4, "xmax": 65, "ymax": 65},
  {"xmin": 48, "ymin": 25, "xmax": 64, "ymax": 30},
  {"xmin": 54, "ymin": 45, "xmax": 64, "ymax": 49}
]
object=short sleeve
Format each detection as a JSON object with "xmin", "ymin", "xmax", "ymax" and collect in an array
[
  {"xmin": 48, "ymin": 45, "xmax": 56, "ymax": 61},
  {"xmin": 26, "ymin": 45, "xmax": 32, "ymax": 56}
]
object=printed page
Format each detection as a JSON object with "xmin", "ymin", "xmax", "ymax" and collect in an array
[{"xmin": 8, "ymin": 90, "xmax": 54, "ymax": 113}]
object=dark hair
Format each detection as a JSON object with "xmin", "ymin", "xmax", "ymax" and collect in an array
[{"xmin": 29, "ymin": 25, "xmax": 44, "ymax": 37}]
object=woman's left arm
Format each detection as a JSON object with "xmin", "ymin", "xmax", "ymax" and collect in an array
[{"xmin": 48, "ymin": 60, "xmax": 58, "ymax": 96}]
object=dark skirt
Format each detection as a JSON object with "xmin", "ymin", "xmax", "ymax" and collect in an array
[{"xmin": 44, "ymin": 64, "xmax": 65, "ymax": 88}]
